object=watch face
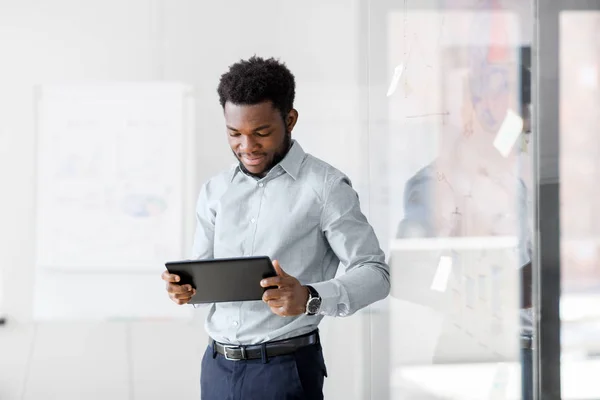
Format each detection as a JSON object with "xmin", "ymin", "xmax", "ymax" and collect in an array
[{"xmin": 307, "ymin": 297, "xmax": 321, "ymax": 314}]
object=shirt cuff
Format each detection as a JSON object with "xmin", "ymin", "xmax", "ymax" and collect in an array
[{"xmin": 310, "ymin": 280, "xmax": 346, "ymax": 317}]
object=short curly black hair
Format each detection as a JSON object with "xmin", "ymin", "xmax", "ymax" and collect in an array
[{"xmin": 217, "ymin": 56, "xmax": 296, "ymax": 120}]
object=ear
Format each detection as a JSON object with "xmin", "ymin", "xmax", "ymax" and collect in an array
[{"xmin": 286, "ymin": 109, "xmax": 299, "ymax": 133}]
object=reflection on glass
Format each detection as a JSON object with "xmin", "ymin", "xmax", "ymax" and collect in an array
[
  {"xmin": 378, "ymin": 2, "xmax": 534, "ymax": 398},
  {"xmin": 560, "ymin": 11, "xmax": 600, "ymax": 400}
]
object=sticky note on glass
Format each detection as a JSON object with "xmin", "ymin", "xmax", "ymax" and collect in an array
[
  {"xmin": 431, "ymin": 255, "xmax": 453, "ymax": 292},
  {"xmin": 386, "ymin": 64, "xmax": 404, "ymax": 97},
  {"xmin": 493, "ymin": 109, "xmax": 524, "ymax": 157}
]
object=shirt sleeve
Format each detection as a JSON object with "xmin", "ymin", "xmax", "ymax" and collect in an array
[
  {"xmin": 190, "ymin": 183, "xmax": 215, "ymax": 309},
  {"xmin": 310, "ymin": 176, "xmax": 391, "ymax": 317},
  {"xmin": 191, "ymin": 182, "xmax": 215, "ymax": 260}
]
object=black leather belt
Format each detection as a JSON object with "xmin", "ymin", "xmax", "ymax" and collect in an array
[{"xmin": 212, "ymin": 331, "xmax": 319, "ymax": 361}]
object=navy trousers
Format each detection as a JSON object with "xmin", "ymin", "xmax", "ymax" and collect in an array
[{"xmin": 200, "ymin": 341, "xmax": 327, "ymax": 400}]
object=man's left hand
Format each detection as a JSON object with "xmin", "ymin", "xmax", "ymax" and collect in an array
[{"xmin": 261, "ymin": 260, "xmax": 309, "ymax": 317}]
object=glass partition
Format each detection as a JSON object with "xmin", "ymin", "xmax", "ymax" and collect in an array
[{"xmin": 364, "ymin": 1, "xmax": 535, "ymax": 398}]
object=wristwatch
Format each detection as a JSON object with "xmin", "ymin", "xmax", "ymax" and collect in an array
[{"xmin": 304, "ymin": 285, "xmax": 322, "ymax": 315}]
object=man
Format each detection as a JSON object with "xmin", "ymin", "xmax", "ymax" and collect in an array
[{"xmin": 161, "ymin": 56, "xmax": 390, "ymax": 400}]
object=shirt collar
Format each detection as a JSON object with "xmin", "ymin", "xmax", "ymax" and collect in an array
[
  {"xmin": 230, "ymin": 140, "xmax": 305, "ymax": 182},
  {"xmin": 278, "ymin": 140, "xmax": 305, "ymax": 180},
  {"xmin": 230, "ymin": 163, "xmax": 242, "ymax": 182}
]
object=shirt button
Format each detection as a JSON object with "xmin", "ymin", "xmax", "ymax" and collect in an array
[
  {"xmin": 258, "ymin": 182, "xmax": 264, "ymax": 187},
  {"xmin": 250, "ymin": 218, "xmax": 256, "ymax": 224},
  {"xmin": 232, "ymin": 321, "xmax": 239, "ymax": 326}
]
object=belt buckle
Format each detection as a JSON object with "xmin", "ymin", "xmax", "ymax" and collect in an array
[{"xmin": 223, "ymin": 345, "xmax": 246, "ymax": 361}]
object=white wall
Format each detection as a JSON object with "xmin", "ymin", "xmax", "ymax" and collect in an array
[
  {"xmin": 0, "ymin": 0, "xmax": 364, "ymax": 320},
  {"xmin": 0, "ymin": 1, "xmax": 369, "ymax": 399}
]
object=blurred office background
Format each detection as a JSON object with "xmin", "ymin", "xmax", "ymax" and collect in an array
[{"xmin": 0, "ymin": 0, "xmax": 599, "ymax": 399}]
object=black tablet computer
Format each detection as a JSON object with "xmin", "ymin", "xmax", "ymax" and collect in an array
[{"xmin": 165, "ymin": 256, "xmax": 277, "ymax": 304}]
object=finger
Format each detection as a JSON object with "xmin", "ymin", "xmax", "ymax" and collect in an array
[
  {"xmin": 267, "ymin": 303, "xmax": 285, "ymax": 316},
  {"xmin": 167, "ymin": 283, "xmax": 193, "ymax": 294},
  {"xmin": 173, "ymin": 289, "xmax": 196, "ymax": 299},
  {"xmin": 162, "ymin": 271, "xmax": 180, "ymax": 283},
  {"xmin": 262, "ymin": 288, "xmax": 283, "ymax": 302},
  {"xmin": 167, "ymin": 283, "xmax": 192, "ymax": 293},
  {"xmin": 169, "ymin": 292, "xmax": 193, "ymax": 305},
  {"xmin": 161, "ymin": 271, "xmax": 181, "ymax": 283},
  {"xmin": 270, "ymin": 305, "xmax": 288, "ymax": 317},
  {"xmin": 260, "ymin": 276, "xmax": 283, "ymax": 288},
  {"xmin": 267, "ymin": 299, "xmax": 285, "ymax": 308},
  {"xmin": 173, "ymin": 297, "xmax": 192, "ymax": 305},
  {"xmin": 272, "ymin": 260, "xmax": 289, "ymax": 277}
]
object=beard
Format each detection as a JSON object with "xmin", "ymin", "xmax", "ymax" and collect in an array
[{"xmin": 235, "ymin": 131, "xmax": 292, "ymax": 178}]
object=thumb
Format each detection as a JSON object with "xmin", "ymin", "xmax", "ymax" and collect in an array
[{"xmin": 272, "ymin": 260, "xmax": 289, "ymax": 277}]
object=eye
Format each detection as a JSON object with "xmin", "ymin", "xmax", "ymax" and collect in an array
[
  {"xmin": 255, "ymin": 131, "xmax": 272, "ymax": 137},
  {"xmin": 229, "ymin": 131, "xmax": 241, "ymax": 137}
]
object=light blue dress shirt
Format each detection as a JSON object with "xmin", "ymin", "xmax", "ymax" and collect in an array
[{"xmin": 192, "ymin": 140, "xmax": 390, "ymax": 345}]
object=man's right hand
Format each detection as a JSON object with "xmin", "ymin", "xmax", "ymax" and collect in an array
[{"xmin": 161, "ymin": 270, "xmax": 196, "ymax": 305}]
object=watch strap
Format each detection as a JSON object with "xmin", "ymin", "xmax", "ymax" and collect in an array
[{"xmin": 306, "ymin": 285, "xmax": 319, "ymax": 299}]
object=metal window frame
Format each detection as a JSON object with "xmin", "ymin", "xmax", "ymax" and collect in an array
[{"xmin": 535, "ymin": 3, "xmax": 600, "ymax": 399}]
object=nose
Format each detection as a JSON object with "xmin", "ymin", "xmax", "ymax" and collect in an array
[{"xmin": 239, "ymin": 135, "xmax": 257, "ymax": 152}]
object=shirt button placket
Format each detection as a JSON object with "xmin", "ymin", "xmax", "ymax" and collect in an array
[{"xmin": 246, "ymin": 180, "xmax": 263, "ymax": 262}]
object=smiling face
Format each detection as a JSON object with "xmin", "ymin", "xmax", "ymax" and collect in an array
[{"xmin": 224, "ymin": 100, "xmax": 298, "ymax": 177}]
